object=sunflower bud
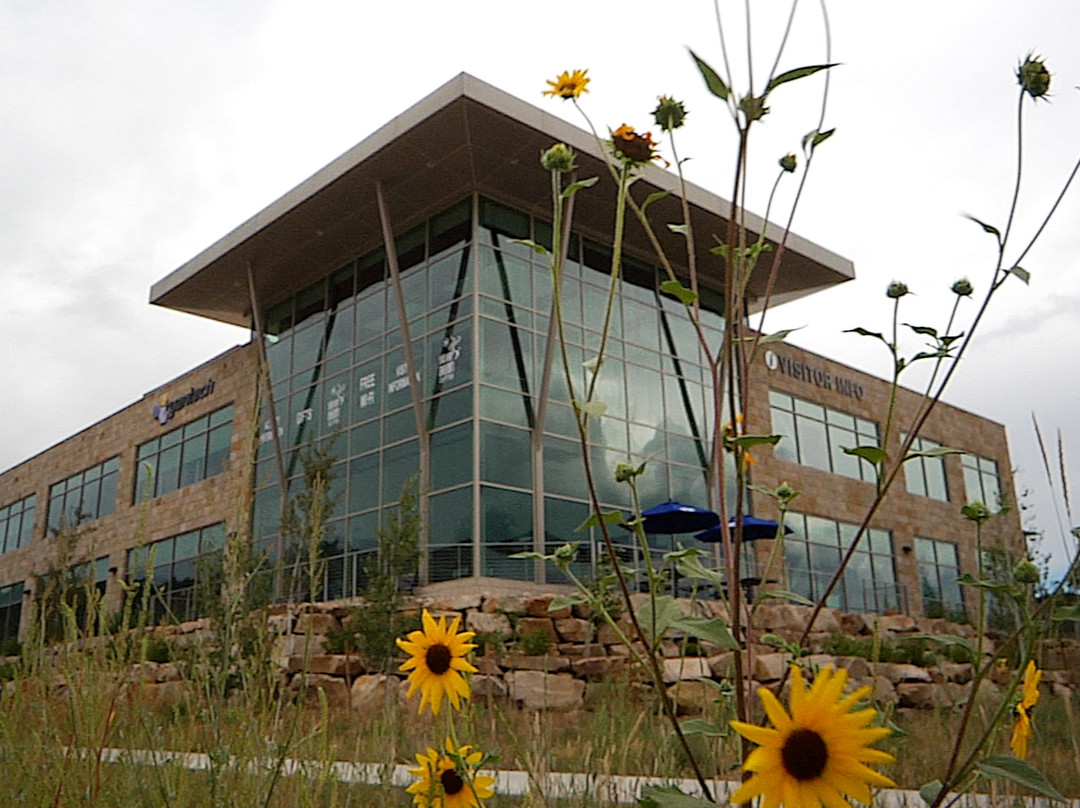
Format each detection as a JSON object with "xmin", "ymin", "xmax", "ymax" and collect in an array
[
  {"xmin": 652, "ymin": 96, "xmax": 688, "ymax": 131},
  {"xmin": 1014, "ymin": 559, "xmax": 1040, "ymax": 585},
  {"xmin": 541, "ymin": 143, "xmax": 576, "ymax": 173},
  {"xmin": 553, "ymin": 542, "xmax": 578, "ymax": 566},
  {"xmin": 951, "ymin": 277, "xmax": 974, "ymax": 297},
  {"xmin": 1017, "ymin": 54, "xmax": 1051, "ymax": 100},
  {"xmin": 779, "ymin": 153, "xmax": 797, "ymax": 173},
  {"xmin": 887, "ymin": 281, "xmax": 910, "ymax": 299}
]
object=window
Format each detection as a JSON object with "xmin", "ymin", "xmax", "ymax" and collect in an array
[
  {"xmin": 47, "ymin": 457, "xmax": 120, "ymax": 533},
  {"xmin": 784, "ymin": 514, "xmax": 899, "ymax": 612},
  {"xmin": 915, "ymin": 537, "xmax": 964, "ymax": 619},
  {"xmin": 0, "ymin": 495, "xmax": 36, "ymax": 555},
  {"xmin": 0, "ymin": 582, "xmax": 23, "ymax": 645},
  {"xmin": 769, "ymin": 391, "xmax": 879, "ymax": 482},
  {"xmin": 962, "ymin": 453, "xmax": 1002, "ymax": 508},
  {"xmin": 135, "ymin": 406, "xmax": 233, "ymax": 502},
  {"xmin": 902, "ymin": 436, "xmax": 949, "ymax": 501},
  {"xmin": 126, "ymin": 524, "xmax": 225, "ymax": 624}
]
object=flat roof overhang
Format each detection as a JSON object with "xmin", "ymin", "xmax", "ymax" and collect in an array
[{"xmin": 150, "ymin": 73, "xmax": 854, "ymax": 328}]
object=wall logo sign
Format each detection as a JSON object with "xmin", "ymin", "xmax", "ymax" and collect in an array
[
  {"xmin": 763, "ymin": 350, "xmax": 864, "ymax": 400},
  {"xmin": 153, "ymin": 380, "xmax": 216, "ymax": 425}
]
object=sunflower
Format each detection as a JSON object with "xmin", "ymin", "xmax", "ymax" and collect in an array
[
  {"xmin": 610, "ymin": 124, "xmax": 662, "ymax": 165},
  {"xmin": 397, "ymin": 609, "xmax": 478, "ymax": 715},
  {"xmin": 730, "ymin": 665, "xmax": 895, "ymax": 808},
  {"xmin": 543, "ymin": 69, "xmax": 590, "ymax": 100},
  {"xmin": 407, "ymin": 740, "xmax": 496, "ymax": 808},
  {"xmin": 1010, "ymin": 660, "xmax": 1041, "ymax": 759}
]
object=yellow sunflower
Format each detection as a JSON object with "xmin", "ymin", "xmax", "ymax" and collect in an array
[
  {"xmin": 397, "ymin": 609, "xmax": 478, "ymax": 715},
  {"xmin": 543, "ymin": 69, "xmax": 590, "ymax": 100},
  {"xmin": 730, "ymin": 665, "xmax": 896, "ymax": 808},
  {"xmin": 407, "ymin": 740, "xmax": 495, "ymax": 808},
  {"xmin": 1010, "ymin": 660, "xmax": 1041, "ymax": 759}
]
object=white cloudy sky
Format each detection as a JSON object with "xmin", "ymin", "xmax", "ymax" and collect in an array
[{"xmin": 3, "ymin": 1, "xmax": 1079, "ymax": 576}]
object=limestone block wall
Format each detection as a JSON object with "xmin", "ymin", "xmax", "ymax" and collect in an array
[{"xmin": 0, "ymin": 342, "xmax": 260, "ymax": 632}]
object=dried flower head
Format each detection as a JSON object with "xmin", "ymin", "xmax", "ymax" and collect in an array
[
  {"xmin": 652, "ymin": 95, "xmax": 688, "ymax": 131},
  {"xmin": 541, "ymin": 143, "xmax": 576, "ymax": 173},
  {"xmin": 1017, "ymin": 54, "xmax": 1051, "ymax": 100},
  {"xmin": 611, "ymin": 124, "xmax": 662, "ymax": 165},
  {"xmin": 543, "ymin": 69, "xmax": 590, "ymax": 100}
]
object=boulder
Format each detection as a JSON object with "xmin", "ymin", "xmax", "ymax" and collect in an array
[
  {"xmin": 506, "ymin": 671, "xmax": 585, "ymax": 710},
  {"xmin": 466, "ymin": 610, "xmax": 512, "ymax": 637},
  {"xmin": 470, "ymin": 674, "xmax": 509, "ymax": 701},
  {"xmin": 752, "ymin": 653, "xmax": 791, "ymax": 683},
  {"xmin": 897, "ymin": 682, "xmax": 937, "ymax": 709},
  {"xmin": 573, "ymin": 655, "xmax": 627, "ymax": 678},
  {"xmin": 291, "ymin": 673, "xmax": 350, "ymax": 710},
  {"xmin": 667, "ymin": 680, "xmax": 720, "ymax": 715},
  {"xmin": 662, "ymin": 656, "xmax": 712, "ymax": 684},
  {"xmin": 878, "ymin": 663, "xmax": 932, "ymax": 684},
  {"xmin": 428, "ymin": 593, "xmax": 482, "ymax": 611},
  {"xmin": 555, "ymin": 617, "xmax": 594, "ymax": 644},
  {"xmin": 350, "ymin": 674, "xmax": 399, "ymax": 714},
  {"xmin": 526, "ymin": 594, "xmax": 571, "ymax": 619},
  {"xmin": 306, "ymin": 654, "xmax": 365, "ymax": 676}
]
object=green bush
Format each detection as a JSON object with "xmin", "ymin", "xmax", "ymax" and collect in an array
[{"xmin": 519, "ymin": 627, "xmax": 554, "ymax": 656}]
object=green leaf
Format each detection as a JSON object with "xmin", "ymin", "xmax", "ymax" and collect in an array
[
  {"xmin": 579, "ymin": 400, "xmax": 608, "ymax": 417},
  {"xmin": 675, "ymin": 554, "xmax": 726, "ymax": 589},
  {"xmin": 905, "ymin": 446, "xmax": 963, "ymax": 460},
  {"xmin": 678, "ymin": 718, "xmax": 726, "ymax": 737},
  {"xmin": 766, "ymin": 63, "xmax": 839, "ymax": 94},
  {"xmin": 667, "ymin": 222, "xmax": 689, "ymax": 236},
  {"xmin": 909, "ymin": 634, "xmax": 973, "ymax": 653},
  {"xmin": 635, "ymin": 595, "xmax": 683, "ymax": 644},
  {"xmin": 757, "ymin": 589, "xmax": 816, "ymax": 607},
  {"xmin": 905, "ymin": 324, "xmax": 939, "ymax": 338},
  {"xmin": 801, "ymin": 128, "xmax": 835, "ymax": 153},
  {"xmin": 1008, "ymin": 265, "xmax": 1031, "ymax": 284},
  {"xmin": 845, "ymin": 326, "xmax": 888, "ymax": 344},
  {"xmin": 560, "ymin": 176, "xmax": 598, "ymax": 199},
  {"xmin": 919, "ymin": 780, "xmax": 945, "ymax": 806},
  {"xmin": 670, "ymin": 615, "xmax": 740, "ymax": 650},
  {"xmin": 843, "ymin": 445, "xmax": 887, "ymax": 466},
  {"xmin": 976, "ymin": 755, "xmax": 1066, "ymax": 801},
  {"xmin": 549, "ymin": 594, "xmax": 587, "ymax": 611},
  {"xmin": 659, "ymin": 279, "xmax": 698, "ymax": 306},
  {"xmin": 641, "ymin": 190, "xmax": 671, "ymax": 213},
  {"xmin": 955, "ymin": 573, "xmax": 1014, "ymax": 594},
  {"xmin": 965, "ymin": 215, "xmax": 1002, "ymax": 240},
  {"xmin": 639, "ymin": 784, "xmax": 721, "ymax": 807},
  {"xmin": 508, "ymin": 551, "xmax": 546, "ymax": 560},
  {"xmin": 730, "ymin": 434, "xmax": 782, "ymax": 448},
  {"xmin": 688, "ymin": 49, "xmax": 730, "ymax": 101},
  {"xmin": 510, "ymin": 238, "xmax": 550, "ymax": 256},
  {"xmin": 1052, "ymin": 604, "xmax": 1080, "ymax": 621},
  {"xmin": 575, "ymin": 510, "xmax": 625, "ymax": 531},
  {"xmin": 754, "ymin": 327, "xmax": 802, "ymax": 345}
]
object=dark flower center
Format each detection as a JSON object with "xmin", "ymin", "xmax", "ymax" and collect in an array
[
  {"xmin": 781, "ymin": 728, "xmax": 828, "ymax": 781},
  {"xmin": 440, "ymin": 768, "xmax": 465, "ymax": 795},
  {"xmin": 426, "ymin": 643, "xmax": 452, "ymax": 674}
]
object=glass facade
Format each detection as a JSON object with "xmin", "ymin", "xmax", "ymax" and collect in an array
[
  {"xmin": 769, "ymin": 391, "xmax": 879, "ymax": 482},
  {"xmin": 252, "ymin": 195, "xmax": 724, "ymax": 592},
  {"xmin": 126, "ymin": 523, "xmax": 225, "ymax": 624},
  {"xmin": 47, "ymin": 457, "xmax": 120, "ymax": 534},
  {"xmin": 134, "ymin": 406, "xmax": 233, "ymax": 503},
  {"xmin": 0, "ymin": 495, "xmax": 35, "ymax": 556},
  {"xmin": 902, "ymin": 436, "xmax": 949, "ymax": 501},
  {"xmin": 961, "ymin": 453, "xmax": 1002, "ymax": 508},
  {"xmin": 915, "ymin": 537, "xmax": 964, "ymax": 618},
  {"xmin": 783, "ymin": 513, "xmax": 899, "ymax": 612}
]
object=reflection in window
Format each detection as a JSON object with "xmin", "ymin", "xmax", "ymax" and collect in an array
[
  {"xmin": 916, "ymin": 537, "xmax": 965, "ymax": 619},
  {"xmin": 784, "ymin": 514, "xmax": 898, "ymax": 612},
  {"xmin": 0, "ymin": 494, "xmax": 36, "ymax": 555},
  {"xmin": 481, "ymin": 486, "xmax": 533, "ymax": 580},
  {"xmin": 769, "ymin": 391, "xmax": 878, "ymax": 482},
  {"xmin": 962, "ymin": 453, "xmax": 1002, "ymax": 508},
  {"xmin": 135, "ymin": 406, "xmax": 233, "ymax": 503},
  {"xmin": 126, "ymin": 523, "xmax": 225, "ymax": 625},
  {"xmin": 0, "ymin": 582, "xmax": 22, "ymax": 644},
  {"xmin": 47, "ymin": 457, "xmax": 120, "ymax": 533},
  {"xmin": 902, "ymin": 435, "xmax": 949, "ymax": 501}
]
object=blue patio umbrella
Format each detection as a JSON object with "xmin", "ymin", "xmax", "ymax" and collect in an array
[
  {"xmin": 693, "ymin": 515, "xmax": 788, "ymax": 543},
  {"xmin": 640, "ymin": 500, "xmax": 720, "ymax": 535}
]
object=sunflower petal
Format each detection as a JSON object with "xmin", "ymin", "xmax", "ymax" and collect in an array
[{"xmin": 759, "ymin": 687, "xmax": 794, "ymax": 732}]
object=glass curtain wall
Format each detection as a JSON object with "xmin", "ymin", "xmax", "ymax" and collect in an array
[{"xmin": 252, "ymin": 195, "xmax": 724, "ymax": 594}]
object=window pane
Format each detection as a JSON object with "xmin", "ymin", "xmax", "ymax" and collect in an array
[
  {"xmin": 480, "ymin": 486, "xmax": 532, "ymax": 580},
  {"xmin": 431, "ymin": 423, "xmax": 473, "ymax": 491}
]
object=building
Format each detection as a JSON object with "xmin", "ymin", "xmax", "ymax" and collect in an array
[{"xmin": 0, "ymin": 75, "xmax": 1022, "ymax": 643}]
